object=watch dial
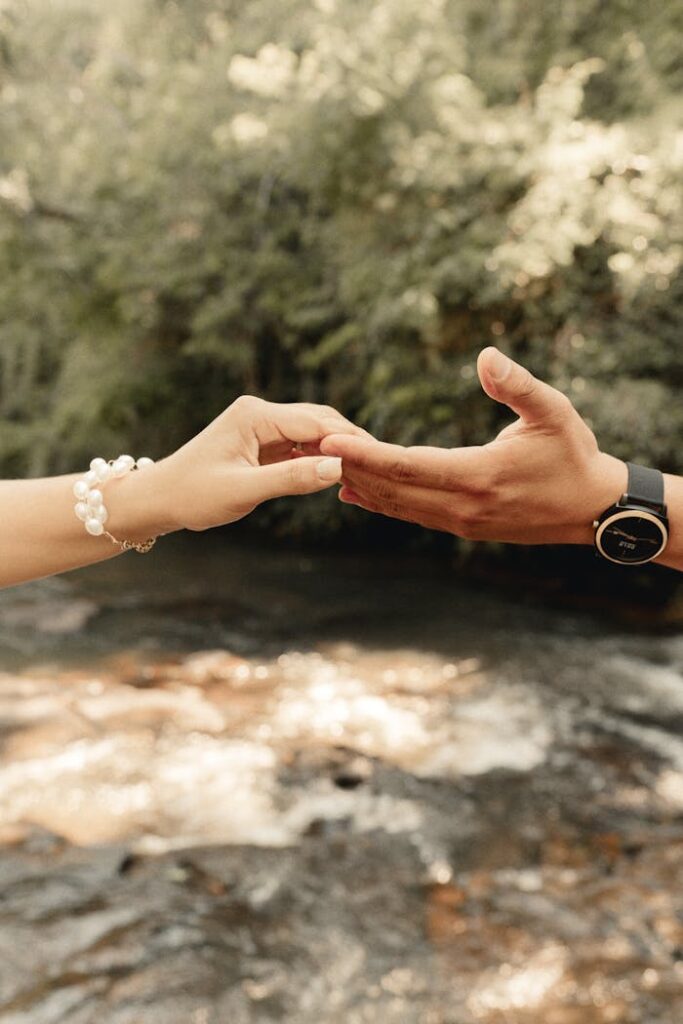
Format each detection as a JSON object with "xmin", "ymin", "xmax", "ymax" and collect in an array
[{"xmin": 599, "ymin": 513, "xmax": 666, "ymax": 564}]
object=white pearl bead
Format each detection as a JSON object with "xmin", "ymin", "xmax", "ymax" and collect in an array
[
  {"xmin": 118, "ymin": 454, "xmax": 135, "ymax": 468},
  {"xmin": 93, "ymin": 504, "xmax": 108, "ymax": 523},
  {"xmin": 112, "ymin": 459, "xmax": 130, "ymax": 478},
  {"xmin": 136, "ymin": 456, "xmax": 155, "ymax": 469},
  {"xmin": 90, "ymin": 457, "xmax": 107, "ymax": 472},
  {"xmin": 96, "ymin": 463, "xmax": 112, "ymax": 483},
  {"xmin": 87, "ymin": 488, "xmax": 104, "ymax": 507},
  {"xmin": 74, "ymin": 501, "xmax": 89, "ymax": 521},
  {"xmin": 73, "ymin": 480, "xmax": 89, "ymax": 500},
  {"xmin": 85, "ymin": 517, "xmax": 104, "ymax": 536},
  {"xmin": 85, "ymin": 469, "xmax": 98, "ymax": 487}
]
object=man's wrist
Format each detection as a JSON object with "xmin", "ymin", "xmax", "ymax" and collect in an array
[
  {"xmin": 565, "ymin": 452, "xmax": 628, "ymax": 546},
  {"xmin": 586, "ymin": 457, "xmax": 677, "ymax": 568},
  {"xmin": 655, "ymin": 472, "xmax": 683, "ymax": 570}
]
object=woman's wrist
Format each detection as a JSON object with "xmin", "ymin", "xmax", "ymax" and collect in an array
[{"xmin": 99, "ymin": 456, "xmax": 180, "ymax": 545}]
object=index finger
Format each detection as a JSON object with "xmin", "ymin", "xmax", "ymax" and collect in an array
[
  {"xmin": 248, "ymin": 400, "xmax": 370, "ymax": 449},
  {"xmin": 319, "ymin": 434, "xmax": 489, "ymax": 490}
]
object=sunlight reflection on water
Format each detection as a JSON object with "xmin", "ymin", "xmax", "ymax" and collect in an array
[
  {"xmin": 467, "ymin": 945, "xmax": 568, "ymax": 1015},
  {"xmin": 0, "ymin": 645, "xmax": 551, "ymax": 849}
]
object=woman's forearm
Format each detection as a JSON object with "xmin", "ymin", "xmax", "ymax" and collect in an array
[{"xmin": 0, "ymin": 462, "xmax": 176, "ymax": 588}]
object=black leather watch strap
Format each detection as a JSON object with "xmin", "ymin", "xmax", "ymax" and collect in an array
[{"xmin": 625, "ymin": 462, "xmax": 666, "ymax": 513}]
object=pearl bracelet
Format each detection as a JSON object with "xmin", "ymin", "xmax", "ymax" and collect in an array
[{"xmin": 73, "ymin": 455, "xmax": 158, "ymax": 554}]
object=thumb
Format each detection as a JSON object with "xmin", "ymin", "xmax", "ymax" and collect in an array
[
  {"xmin": 248, "ymin": 455, "xmax": 343, "ymax": 503},
  {"xmin": 477, "ymin": 347, "xmax": 570, "ymax": 425}
]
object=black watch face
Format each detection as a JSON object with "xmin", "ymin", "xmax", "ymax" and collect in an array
[{"xmin": 596, "ymin": 510, "xmax": 667, "ymax": 564}]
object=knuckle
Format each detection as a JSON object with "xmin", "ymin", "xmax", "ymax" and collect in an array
[
  {"xmin": 545, "ymin": 394, "xmax": 577, "ymax": 434},
  {"xmin": 285, "ymin": 459, "xmax": 308, "ymax": 491},
  {"xmin": 372, "ymin": 479, "xmax": 397, "ymax": 502},
  {"xmin": 513, "ymin": 367, "xmax": 536, "ymax": 399},
  {"xmin": 459, "ymin": 463, "xmax": 499, "ymax": 505},
  {"xmin": 305, "ymin": 402, "xmax": 338, "ymax": 419},
  {"xmin": 232, "ymin": 394, "xmax": 261, "ymax": 414},
  {"xmin": 456, "ymin": 507, "xmax": 487, "ymax": 541},
  {"xmin": 554, "ymin": 391, "xmax": 575, "ymax": 421},
  {"xmin": 393, "ymin": 456, "xmax": 415, "ymax": 483},
  {"xmin": 437, "ymin": 496, "xmax": 458, "ymax": 524},
  {"xmin": 478, "ymin": 467, "xmax": 499, "ymax": 500},
  {"xmin": 554, "ymin": 389, "xmax": 572, "ymax": 409},
  {"xmin": 477, "ymin": 464, "xmax": 502, "ymax": 501},
  {"xmin": 386, "ymin": 501, "xmax": 412, "ymax": 521}
]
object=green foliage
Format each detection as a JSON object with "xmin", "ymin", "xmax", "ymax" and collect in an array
[{"xmin": 0, "ymin": 0, "xmax": 681, "ymax": 534}]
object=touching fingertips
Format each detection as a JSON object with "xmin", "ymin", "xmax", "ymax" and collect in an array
[{"xmin": 319, "ymin": 435, "xmax": 344, "ymax": 456}]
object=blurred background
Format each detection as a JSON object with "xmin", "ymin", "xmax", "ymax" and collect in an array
[{"xmin": 1, "ymin": 1, "xmax": 683, "ymax": 1022}]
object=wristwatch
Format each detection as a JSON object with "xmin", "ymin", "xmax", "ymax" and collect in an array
[{"xmin": 594, "ymin": 462, "xmax": 669, "ymax": 565}]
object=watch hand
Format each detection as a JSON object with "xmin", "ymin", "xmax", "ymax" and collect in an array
[
  {"xmin": 612, "ymin": 527, "xmax": 638, "ymax": 542},
  {"xmin": 611, "ymin": 527, "xmax": 661, "ymax": 546}
]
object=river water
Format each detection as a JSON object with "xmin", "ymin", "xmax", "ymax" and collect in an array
[{"xmin": 1, "ymin": 535, "xmax": 683, "ymax": 1023}]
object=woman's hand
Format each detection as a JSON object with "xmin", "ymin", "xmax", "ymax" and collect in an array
[
  {"xmin": 148, "ymin": 396, "xmax": 365, "ymax": 533},
  {"xmin": 0, "ymin": 397, "xmax": 364, "ymax": 589}
]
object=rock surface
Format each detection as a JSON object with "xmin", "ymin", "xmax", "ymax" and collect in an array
[{"xmin": 1, "ymin": 536, "xmax": 682, "ymax": 1023}]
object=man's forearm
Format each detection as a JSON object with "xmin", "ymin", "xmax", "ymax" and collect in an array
[{"xmin": 656, "ymin": 473, "xmax": 683, "ymax": 571}]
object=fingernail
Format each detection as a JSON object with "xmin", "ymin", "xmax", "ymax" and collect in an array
[
  {"xmin": 488, "ymin": 349, "xmax": 512, "ymax": 382},
  {"xmin": 317, "ymin": 457, "xmax": 342, "ymax": 481}
]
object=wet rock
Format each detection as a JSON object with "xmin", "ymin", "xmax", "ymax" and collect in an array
[
  {"xmin": 0, "ymin": 578, "xmax": 100, "ymax": 637},
  {"xmin": 2, "ymin": 542, "xmax": 683, "ymax": 1021}
]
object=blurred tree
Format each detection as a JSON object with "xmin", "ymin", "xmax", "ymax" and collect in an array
[{"xmin": 0, "ymin": 0, "xmax": 681, "ymax": 534}]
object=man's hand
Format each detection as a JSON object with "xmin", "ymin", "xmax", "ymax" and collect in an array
[{"xmin": 320, "ymin": 347, "xmax": 627, "ymax": 546}]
